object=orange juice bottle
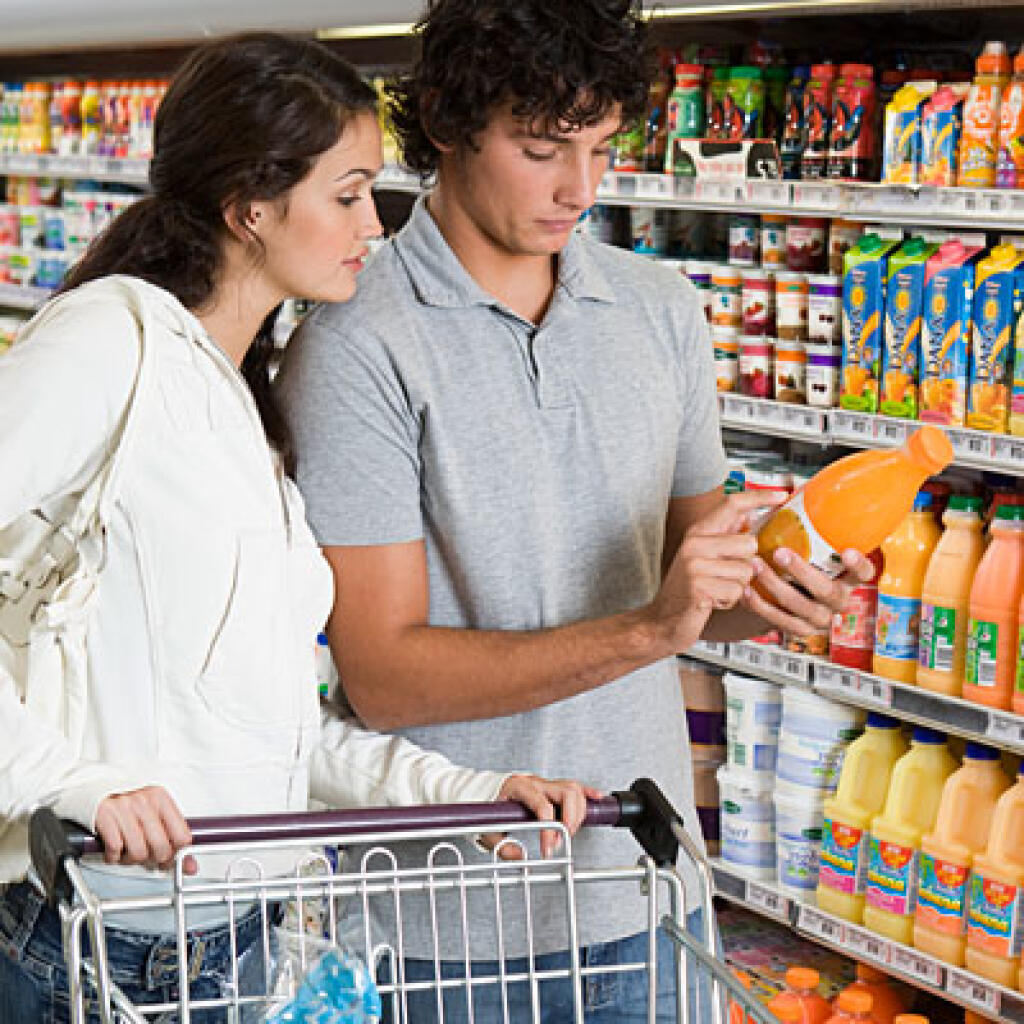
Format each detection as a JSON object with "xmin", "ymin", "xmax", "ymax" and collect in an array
[
  {"xmin": 1012, "ymin": 580, "xmax": 1024, "ymax": 714},
  {"xmin": 917, "ymin": 496, "xmax": 986, "ymax": 696},
  {"xmin": 863, "ymin": 727, "xmax": 958, "ymax": 944},
  {"xmin": 892, "ymin": 1017, "xmax": 929, "ymax": 1024},
  {"xmin": 874, "ymin": 492, "xmax": 942, "ymax": 684},
  {"xmin": 963, "ymin": 504, "xmax": 1024, "ymax": 710},
  {"xmin": 768, "ymin": 967, "xmax": 831, "ymax": 1024},
  {"xmin": 774, "ymin": 997, "xmax": 805, "ymax": 1024},
  {"xmin": 824, "ymin": 990, "xmax": 879, "ymax": 1024},
  {"xmin": 818, "ymin": 713, "xmax": 909, "ymax": 922},
  {"xmin": 757, "ymin": 426, "xmax": 953, "ymax": 579},
  {"xmin": 958, "ymin": 41, "xmax": 1012, "ymax": 187},
  {"xmin": 840, "ymin": 965, "xmax": 909, "ymax": 1024},
  {"xmin": 914, "ymin": 742, "xmax": 1012, "ymax": 965},
  {"xmin": 965, "ymin": 767, "xmax": 1024, "ymax": 987}
]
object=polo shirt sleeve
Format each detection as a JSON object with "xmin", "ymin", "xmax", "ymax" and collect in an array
[
  {"xmin": 275, "ymin": 310, "xmax": 424, "ymax": 546},
  {"xmin": 669, "ymin": 278, "xmax": 728, "ymax": 498}
]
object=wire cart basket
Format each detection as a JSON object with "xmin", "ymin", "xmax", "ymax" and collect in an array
[{"xmin": 29, "ymin": 777, "xmax": 776, "ymax": 1023}]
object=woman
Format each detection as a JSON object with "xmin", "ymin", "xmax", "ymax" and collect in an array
[{"xmin": 0, "ymin": 33, "xmax": 592, "ymax": 1022}]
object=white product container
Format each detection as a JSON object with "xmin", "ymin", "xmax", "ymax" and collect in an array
[
  {"xmin": 774, "ymin": 781, "xmax": 826, "ymax": 895},
  {"xmin": 723, "ymin": 672, "xmax": 781, "ymax": 776},
  {"xmin": 775, "ymin": 687, "xmax": 865, "ymax": 791},
  {"xmin": 805, "ymin": 342, "xmax": 841, "ymax": 408},
  {"xmin": 718, "ymin": 763, "xmax": 776, "ymax": 878}
]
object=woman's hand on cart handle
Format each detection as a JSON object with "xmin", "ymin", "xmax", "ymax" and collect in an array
[
  {"xmin": 95, "ymin": 786, "xmax": 198, "ymax": 875},
  {"xmin": 483, "ymin": 775, "xmax": 604, "ymax": 859}
]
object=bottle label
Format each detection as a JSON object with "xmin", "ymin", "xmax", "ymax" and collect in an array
[
  {"xmin": 919, "ymin": 602, "xmax": 956, "ymax": 673},
  {"xmin": 757, "ymin": 489, "xmax": 845, "ymax": 581},
  {"xmin": 966, "ymin": 618, "xmax": 999, "ymax": 688},
  {"xmin": 967, "ymin": 872, "xmax": 1024, "ymax": 959},
  {"xmin": 830, "ymin": 582, "xmax": 878, "ymax": 651},
  {"xmin": 818, "ymin": 818, "xmax": 868, "ymax": 896},
  {"xmin": 1016, "ymin": 628, "xmax": 1024, "ymax": 694},
  {"xmin": 865, "ymin": 835, "xmax": 919, "ymax": 916},
  {"xmin": 874, "ymin": 593, "xmax": 921, "ymax": 661},
  {"xmin": 916, "ymin": 852, "xmax": 970, "ymax": 936}
]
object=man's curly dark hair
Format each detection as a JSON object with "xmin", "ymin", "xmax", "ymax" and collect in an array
[{"xmin": 388, "ymin": 0, "xmax": 652, "ymax": 177}]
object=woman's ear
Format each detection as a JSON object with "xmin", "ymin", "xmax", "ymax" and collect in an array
[{"xmin": 222, "ymin": 199, "xmax": 267, "ymax": 244}]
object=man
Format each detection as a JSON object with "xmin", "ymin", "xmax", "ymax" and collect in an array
[{"xmin": 275, "ymin": 1, "xmax": 870, "ymax": 1018}]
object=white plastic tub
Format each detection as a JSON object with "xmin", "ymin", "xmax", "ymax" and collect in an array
[
  {"xmin": 723, "ymin": 672, "xmax": 781, "ymax": 776},
  {"xmin": 774, "ymin": 781, "xmax": 826, "ymax": 894},
  {"xmin": 776, "ymin": 687, "xmax": 864, "ymax": 791},
  {"xmin": 717, "ymin": 763, "xmax": 776, "ymax": 878}
]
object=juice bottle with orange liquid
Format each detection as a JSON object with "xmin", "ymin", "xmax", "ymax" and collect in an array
[
  {"xmin": 958, "ymin": 42, "xmax": 1011, "ymax": 187},
  {"xmin": 965, "ymin": 767, "xmax": 1024, "ymax": 987},
  {"xmin": 873, "ymin": 492, "xmax": 942, "ymax": 684},
  {"xmin": 767, "ymin": 967, "xmax": 831, "ymax": 1024},
  {"xmin": 914, "ymin": 742, "xmax": 1011, "ymax": 965},
  {"xmin": 917, "ymin": 496, "xmax": 986, "ymax": 696},
  {"xmin": 838, "ymin": 965, "xmax": 909, "ymax": 1024},
  {"xmin": 963, "ymin": 504, "xmax": 1024, "ymax": 710},
  {"xmin": 824, "ymin": 990, "xmax": 879, "ymax": 1024},
  {"xmin": 756, "ymin": 426, "xmax": 953, "ymax": 583},
  {"xmin": 1012, "ymin": 581, "xmax": 1024, "ymax": 714},
  {"xmin": 863, "ymin": 727, "xmax": 958, "ymax": 944}
]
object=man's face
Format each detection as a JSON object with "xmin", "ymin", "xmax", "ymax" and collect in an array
[{"xmin": 440, "ymin": 103, "xmax": 621, "ymax": 258}]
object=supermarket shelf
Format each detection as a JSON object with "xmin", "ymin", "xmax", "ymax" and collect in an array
[
  {"xmin": 596, "ymin": 172, "xmax": 1024, "ymax": 230},
  {"xmin": 0, "ymin": 282, "xmax": 52, "ymax": 310},
  {"xmin": 0, "ymin": 153, "xmax": 149, "ymax": 186},
  {"xmin": 687, "ymin": 640, "xmax": 1024, "ymax": 755},
  {"xmin": 719, "ymin": 394, "xmax": 1024, "ymax": 476},
  {"xmin": 373, "ymin": 165, "xmax": 427, "ymax": 194},
  {"xmin": 711, "ymin": 858, "xmax": 1024, "ymax": 1021}
]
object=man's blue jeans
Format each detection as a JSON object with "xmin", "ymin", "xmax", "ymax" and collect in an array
[{"xmin": 379, "ymin": 907, "xmax": 712, "ymax": 1023}]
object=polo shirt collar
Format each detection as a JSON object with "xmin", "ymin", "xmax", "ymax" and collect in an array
[{"xmin": 395, "ymin": 195, "xmax": 617, "ymax": 310}]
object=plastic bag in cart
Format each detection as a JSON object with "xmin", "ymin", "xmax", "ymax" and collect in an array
[{"xmin": 261, "ymin": 928, "xmax": 381, "ymax": 1023}]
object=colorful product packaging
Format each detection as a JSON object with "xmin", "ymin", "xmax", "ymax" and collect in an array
[
  {"xmin": 840, "ymin": 234, "xmax": 899, "ymax": 413},
  {"xmin": 882, "ymin": 82, "xmax": 937, "ymax": 184},
  {"xmin": 880, "ymin": 238, "xmax": 938, "ymax": 419},
  {"xmin": 1008, "ymin": 265, "xmax": 1024, "ymax": 435},
  {"xmin": 920, "ymin": 85, "xmax": 967, "ymax": 187},
  {"xmin": 967, "ymin": 244, "xmax": 1024, "ymax": 433},
  {"xmin": 919, "ymin": 240, "xmax": 983, "ymax": 426}
]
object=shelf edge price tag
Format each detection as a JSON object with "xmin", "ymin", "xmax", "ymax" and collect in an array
[
  {"xmin": 747, "ymin": 881, "xmax": 786, "ymax": 920},
  {"xmin": 859, "ymin": 676, "xmax": 892, "ymax": 706},
  {"xmin": 987, "ymin": 712, "xmax": 1024, "ymax": 748},
  {"xmin": 948, "ymin": 968, "xmax": 1001, "ymax": 1015},
  {"xmin": 798, "ymin": 906, "xmax": 844, "ymax": 944},
  {"xmin": 636, "ymin": 173, "xmax": 672, "ymax": 200},
  {"xmin": 846, "ymin": 925, "xmax": 890, "ymax": 963},
  {"xmin": 890, "ymin": 946, "xmax": 943, "ymax": 988}
]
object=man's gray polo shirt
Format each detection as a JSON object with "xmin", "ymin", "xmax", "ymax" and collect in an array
[{"xmin": 275, "ymin": 197, "xmax": 728, "ymax": 959}]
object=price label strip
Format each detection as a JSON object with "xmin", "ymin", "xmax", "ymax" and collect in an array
[
  {"xmin": 987, "ymin": 711, "xmax": 1024, "ymax": 751},
  {"xmin": 947, "ymin": 968, "xmax": 1001, "ymax": 1016},
  {"xmin": 636, "ymin": 174, "xmax": 673, "ymax": 200},
  {"xmin": 890, "ymin": 946, "xmax": 944, "ymax": 989},
  {"xmin": 747, "ymin": 881, "xmax": 790, "ymax": 922},
  {"xmin": 845, "ymin": 925, "xmax": 890, "ymax": 964},
  {"xmin": 993, "ymin": 436, "xmax": 1024, "ymax": 469},
  {"xmin": 798, "ymin": 906, "xmax": 845, "ymax": 945},
  {"xmin": 815, "ymin": 664, "xmax": 861, "ymax": 698}
]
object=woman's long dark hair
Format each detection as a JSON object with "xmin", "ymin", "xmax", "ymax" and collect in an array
[{"xmin": 60, "ymin": 33, "xmax": 377, "ymax": 458}]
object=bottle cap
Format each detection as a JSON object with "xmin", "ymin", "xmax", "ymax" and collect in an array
[
  {"xmin": 810, "ymin": 63, "xmax": 838, "ymax": 80},
  {"xmin": 676, "ymin": 63, "xmax": 704, "ymax": 79},
  {"xmin": 994, "ymin": 504, "xmax": 1024, "ymax": 522},
  {"xmin": 837, "ymin": 989, "xmax": 874, "ymax": 1014},
  {"xmin": 730, "ymin": 66, "xmax": 763, "ymax": 79},
  {"xmin": 948, "ymin": 495, "xmax": 983, "ymax": 513},
  {"xmin": 901, "ymin": 237, "xmax": 931, "ymax": 258},
  {"xmin": 893, "ymin": 1017, "xmax": 932, "ymax": 1024},
  {"xmin": 866, "ymin": 712, "xmax": 901, "ymax": 729},
  {"xmin": 913, "ymin": 490, "xmax": 933, "ymax": 511},
  {"xmin": 965, "ymin": 741, "xmax": 1000, "ymax": 761},
  {"xmin": 905, "ymin": 425, "xmax": 954, "ymax": 475},
  {"xmin": 785, "ymin": 966, "xmax": 820, "ymax": 991},
  {"xmin": 912, "ymin": 725, "xmax": 947, "ymax": 744},
  {"xmin": 840, "ymin": 63, "xmax": 875, "ymax": 79},
  {"xmin": 713, "ymin": 67, "xmax": 731, "ymax": 80}
]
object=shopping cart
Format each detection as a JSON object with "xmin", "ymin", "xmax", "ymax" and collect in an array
[{"xmin": 29, "ymin": 777, "xmax": 776, "ymax": 1024}]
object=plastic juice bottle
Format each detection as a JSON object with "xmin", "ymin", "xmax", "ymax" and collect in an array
[
  {"xmin": 801, "ymin": 63, "xmax": 839, "ymax": 179},
  {"xmin": 773, "ymin": 998, "xmax": 804, "ymax": 1024},
  {"xmin": 665, "ymin": 63, "xmax": 704, "ymax": 173},
  {"xmin": 723, "ymin": 66, "xmax": 765, "ymax": 141},
  {"xmin": 767, "ymin": 967, "xmax": 831, "ymax": 1024},
  {"xmin": 965, "ymin": 768, "xmax": 1024, "ymax": 986},
  {"xmin": 914, "ymin": 742, "xmax": 1011, "ymax": 965},
  {"xmin": 706, "ymin": 66, "xmax": 731, "ymax": 139},
  {"xmin": 824, "ymin": 990, "xmax": 878, "ymax": 1024},
  {"xmin": 963, "ymin": 504, "xmax": 1024, "ymax": 710},
  {"xmin": 817, "ymin": 713, "xmax": 909, "ymax": 922},
  {"xmin": 917, "ymin": 496, "xmax": 986, "ymax": 696},
  {"xmin": 873, "ymin": 491, "xmax": 942, "ymax": 684},
  {"xmin": 831, "ymin": 549, "xmax": 883, "ymax": 672},
  {"xmin": 840, "ymin": 964, "xmax": 908, "ymax": 1024},
  {"xmin": 995, "ymin": 50, "xmax": 1024, "ymax": 188},
  {"xmin": 958, "ymin": 41, "xmax": 1011, "ymax": 187},
  {"xmin": 781, "ymin": 66, "xmax": 810, "ymax": 179},
  {"xmin": 80, "ymin": 81, "xmax": 101, "ymax": 155},
  {"xmin": 862, "ymin": 727, "xmax": 957, "ymax": 944},
  {"xmin": 756, "ymin": 426, "xmax": 952, "ymax": 583},
  {"xmin": 828, "ymin": 63, "xmax": 879, "ymax": 181}
]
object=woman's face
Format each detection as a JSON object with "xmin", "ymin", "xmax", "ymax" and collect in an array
[{"xmin": 252, "ymin": 111, "xmax": 383, "ymax": 304}]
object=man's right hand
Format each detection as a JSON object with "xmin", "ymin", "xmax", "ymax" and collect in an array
[
  {"xmin": 647, "ymin": 490, "xmax": 783, "ymax": 653},
  {"xmin": 95, "ymin": 785, "xmax": 197, "ymax": 875}
]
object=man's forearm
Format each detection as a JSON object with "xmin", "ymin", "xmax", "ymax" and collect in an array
[{"xmin": 335, "ymin": 608, "xmax": 676, "ymax": 730}]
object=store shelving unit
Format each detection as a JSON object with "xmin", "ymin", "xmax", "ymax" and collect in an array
[{"xmin": 0, "ymin": 152, "xmax": 149, "ymax": 185}]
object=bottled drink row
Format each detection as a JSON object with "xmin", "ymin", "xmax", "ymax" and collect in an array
[{"xmin": 615, "ymin": 40, "xmax": 1024, "ymax": 190}]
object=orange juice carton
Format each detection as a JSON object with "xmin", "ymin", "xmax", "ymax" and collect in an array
[
  {"xmin": 919, "ymin": 240, "xmax": 983, "ymax": 426},
  {"xmin": 967, "ymin": 244, "xmax": 1024, "ymax": 432},
  {"xmin": 883, "ymin": 82, "xmax": 937, "ymax": 184},
  {"xmin": 958, "ymin": 42, "xmax": 1011, "ymax": 188},
  {"xmin": 1009, "ymin": 266, "xmax": 1024, "ymax": 436},
  {"xmin": 841, "ymin": 235, "xmax": 900, "ymax": 413},
  {"xmin": 921, "ymin": 84, "xmax": 968, "ymax": 186},
  {"xmin": 965, "ymin": 767, "xmax": 1024, "ymax": 987},
  {"xmin": 914, "ymin": 743, "xmax": 1011, "ymax": 966},
  {"xmin": 880, "ymin": 238, "xmax": 938, "ymax": 419}
]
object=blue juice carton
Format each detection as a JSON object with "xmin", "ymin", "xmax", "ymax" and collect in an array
[
  {"xmin": 840, "ymin": 234, "xmax": 900, "ymax": 413},
  {"xmin": 919, "ymin": 240, "xmax": 983, "ymax": 427},
  {"xmin": 882, "ymin": 82, "xmax": 936, "ymax": 185},
  {"xmin": 1007, "ymin": 266, "xmax": 1024, "ymax": 436},
  {"xmin": 967, "ymin": 244, "xmax": 1024, "ymax": 433},
  {"xmin": 880, "ymin": 237, "xmax": 938, "ymax": 418},
  {"xmin": 920, "ymin": 85, "xmax": 967, "ymax": 187}
]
